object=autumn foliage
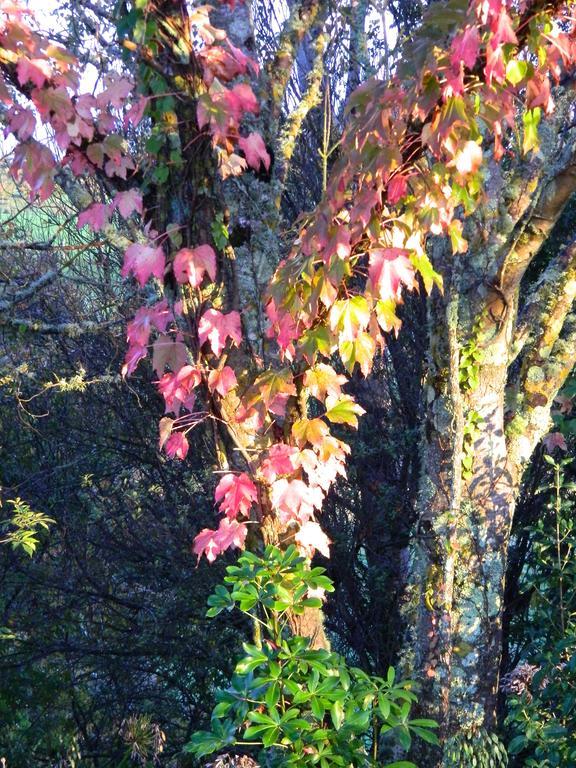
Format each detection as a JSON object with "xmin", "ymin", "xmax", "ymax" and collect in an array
[{"xmin": 1, "ymin": 0, "xmax": 575, "ymax": 565}]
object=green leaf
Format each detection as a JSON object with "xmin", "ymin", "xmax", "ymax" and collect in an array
[
  {"xmin": 324, "ymin": 394, "xmax": 366, "ymax": 427},
  {"xmin": 330, "ymin": 700, "xmax": 345, "ymax": 730}
]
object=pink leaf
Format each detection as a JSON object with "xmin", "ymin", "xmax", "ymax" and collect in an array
[
  {"xmin": 270, "ymin": 478, "xmax": 324, "ymax": 526},
  {"xmin": 115, "ymin": 189, "xmax": 143, "ymax": 218},
  {"xmin": 207, "ymin": 366, "xmax": 237, "ymax": 397},
  {"xmin": 215, "ymin": 472, "xmax": 258, "ymax": 519},
  {"xmin": 198, "ymin": 309, "xmax": 242, "ymax": 355},
  {"xmin": 126, "ymin": 300, "xmax": 170, "ymax": 347},
  {"xmin": 6, "ymin": 106, "xmax": 36, "ymax": 141},
  {"xmin": 238, "ymin": 132, "xmax": 270, "ymax": 172},
  {"xmin": 173, "ymin": 245, "xmax": 216, "ymax": 287},
  {"xmin": 368, "ymin": 248, "xmax": 417, "ymax": 302},
  {"xmin": 450, "ymin": 26, "xmax": 480, "ymax": 69},
  {"xmin": 156, "ymin": 365, "xmax": 202, "ymax": 413},
  {"xmin": 17, "ymin": 57, "xmax": 51, "ymax": 88},
  {"xmin": 122, "ymin": 242, "xmax": 165, "ymax": 286},
  {"xmin": 193, "ymin": 518, "xmax": 248, "ymax": 562},
  {"xmin": 387, "ymin": 174, "xmax": 409, "ymax": 205},
  {"xmin": 77, "ymin": 202, "xmax": 111, "ymax": 232},
  {"xmin": 122, "ymin": 343, "xmax": 148, "ymax": 377},
  {"xmin": 10, "ymin": 139, "xmax": 55, "ymax": 201},
  {"xmin": 97, "ymin": 73, "xmax": 133, "ymax": 108},
  {"xmin": 295, "ymin": 520, "xmax": 331, "ymax": 558},
  {"xmin": 260, "ymin": 443, "xmax": 300, "ymax": 483},
  {"xmin": 164, "ymin": 431, "xmax": 189, "ymax": 460}
]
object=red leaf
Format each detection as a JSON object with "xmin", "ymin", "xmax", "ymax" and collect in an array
[
  {"xmin": 77, "ymin": 202, "xmax": 111, "ymax": 232},
  {"xmin": 115, "ymin": 189, "xmax": 143, "ymax": 218},
  {"xmin": 450, "ymin": 26, "xmax": 480, "ymax": 69},
  {"xmin": 260, "ymin": 443, "xmax": 300, "ymax": 483},
  {"xmin": 387, "ymin": 174, "xmax": 409, "ymax": 205},
  {"xmin": 238, "ymin": 132, "xmax": 270, "ymax": 172},
  {"xmin": 368, "ymin": 248, "xmax": 416, "ymax": 301},
  {"xmin": 173, "ymin": 245, "xmax": 216, "ymax": 287},
  {"xmin": 126, "ymin": 300, "xmax": 170, "ymax": 347},
  {"xmin": 207, "ymin": 365, "xmax": 237, "ymax": 397},
  {"xmin": 214, "ymin": 472, "xmax": 258, "ymax": 519},
  {"xmin": 122, "ymin": 242, "xmax": 165, "ymax": 286},
  {"xmin": 122, "ymin": 343, "xmax": 148, "ymax": 377},
  {"xmin": 198, "ymin": 309, "xmax": 242, "ymax": 355},
  {"xmin": 17, "ymin": 57, "xmax": 51, "ymax": 88},
  {"xmin": 193, "ymin": 518, "xmax": 248, "ymax": 562},
  {"xmin": 164, "ymin": 431, "xmax": 189, "ymax": 460}
]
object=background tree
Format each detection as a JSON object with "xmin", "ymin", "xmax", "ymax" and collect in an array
[{"xmin": 0, "ymin": 1, "xmax": 575, "ymax": 767}]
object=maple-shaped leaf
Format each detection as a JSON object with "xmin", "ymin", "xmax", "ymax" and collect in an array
[
  {"xmin": 485, "ymin": 43, "xmax": 506, "ymax": 85},
  {"xmin": 164, "ymin": 431, "xmax": 189, "ymax": 460},
  {"xmin": 238, "ymin": 132, "xmax": 270, "ymax": 172},
  {"xmin": 454, "ymin": 140, "xmax": 483, "ymax": 175},
  {"xmin": 17, "ymin": 57, "xmax": 52, "ymax": 88},
  {"xmin": 6, "ymin": 106, "xmax": 36, "ymax": 141},
  {"xmin": 114, "ymin": 189, "xmax": 143, "ymax": 218},
  {"xmin": 122, "ymin": 242, "xmax": 165, "ymax": 286},
  {"xmin": 193, "ymin": 518, "xmax": 248, "ymax": 563},
  {"xmin": 295, "ymin": 521, "xmax": 331, "ymax": 559},
  {"xmin": 375, "ymin": 299, "xmax": 402, "ymax": 336},
  {"xmin": 368, "ymin": 248, "xmax": 416, "ymax": 302},
  {"xmin": 198, "ymin": 309, "xmax": 242, "ymax": 355},
  {"xmin": 259, "ymin": 443, "xmax": 300, "ymax": 483},
  {"xmin": 329, "ymin": 296, "xmax": 371, "ymax": 342},
  {"xmin": 173, "ymin": 245, "xmax": 216, "ymax": 288},
  {"xmin": 270, "ymin": 478, "xmax": 323, "ymax": 526},
  {"xmin": 450, "ymin": 25, "xmax": 480, "ymax": 69},
  {"xmin": 292, "ymin": 417, "xmax": 330, "ymax": 448},
  {"xmin": 304, "ymin": 364, "xmax": 347, "ymax": 403},
  {"xmin": 323, "ymin": 224, "xmax": 351, "ymax": 263},
  {"xmin": 10, "ymin": 139, "xmax": 56, "ymax": 202},
  {"xmin": 122, "ymin": 343, "xmax": 148, "ymax": 377},
  {"xmin": 387, "ymin": 174, "xmax": 409, "ymax": 206},
  {"xmin": 299, "ymin": 448, "xmax": 347, "ymax": 492},
  {"xmin": 542, "ymin": 432, "xmax": 567, "ymax": 452},
  {"xmin": 339, "ymin": 332, "xmax": 376, "ymax": 377},
  {"xmin": 152, "ymin": 334, "xmax": 187, "ymax": 376},
  {"xmin": 77, "ymin": 202, "xmax": 111, "ymax": 232},
  {"xmin": 490, "ymin": 8, "xmax": 517, "ymax": 47},
  {"xmin": 207, "ymin": 365, "xmax": 237, "ymax": 397},
  {"xmin": 253, "ymin": 368, "xmax": 296, "ymax": 411},
  {"xmin": 156, "ymin": 365, "xmax": 201, "ymax": 413},
  {"xmin": 266, "ymin": 299, "xmax": 300, "ymax": 359},
  {"xmin": 324, "ymin": 394, "xmax": 365, "ymax": 428},
  {"xmin": 97, "ymin": 72, "xmax": 133, "ymax": 108},
  {"xmin": 215, "ymin": 472, "xmax": 258, "ymax": 519},
  {"xmin": 219, "ymin": 152, "xmax": 247, "ymax": 179},
  {"xmin": 126, "ymin": 300, "xmax": 170, "ymax": 347}
]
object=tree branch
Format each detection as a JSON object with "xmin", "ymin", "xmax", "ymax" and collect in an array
[{"xmin": 512, "ymin": 237, "xmax": 576, "ymax": 360}]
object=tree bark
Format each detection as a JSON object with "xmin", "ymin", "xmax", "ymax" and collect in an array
[{"xmin": 404, "ymin": 88, "xmax": 576, "ymax": 762}]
